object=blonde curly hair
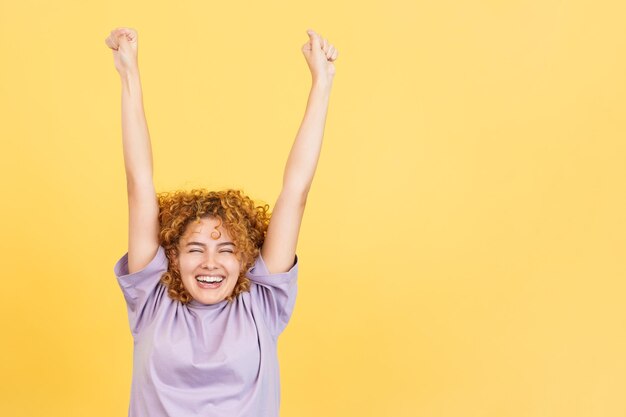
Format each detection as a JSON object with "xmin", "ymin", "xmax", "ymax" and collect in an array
[{"xmin": 156, "ymin": 188, "xmax": 271, "ymax": 304}]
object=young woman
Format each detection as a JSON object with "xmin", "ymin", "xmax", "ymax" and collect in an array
[{"xmin": 104, "ymin": 27, "xmax": 338, "ymax": 416}]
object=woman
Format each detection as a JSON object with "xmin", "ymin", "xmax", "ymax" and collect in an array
[{"xmin": 104, "ymin": 27, "xmax": 338, "ymax": 416}]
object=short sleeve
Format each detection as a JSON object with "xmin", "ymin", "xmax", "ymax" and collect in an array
[
  {"xmin": 113, "ymin": 246, "xmax": 169, "ymax": 336},
  {"xmin": 247, "ymin": 253, "xmax": 299, "ymax": 338}
]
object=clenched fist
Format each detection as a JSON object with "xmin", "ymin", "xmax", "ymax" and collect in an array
[
  {"xmin": 105, "ymin": 27, "xmax": 139, "ymax": 76},
  {"xmin": 302, "ymin": 29, "xmax": 338, "ymax": 85}
]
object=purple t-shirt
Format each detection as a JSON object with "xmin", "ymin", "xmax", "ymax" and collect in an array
[{"xmin": 113, "ymin": 245, "xmax": 298, "ymax": 417}]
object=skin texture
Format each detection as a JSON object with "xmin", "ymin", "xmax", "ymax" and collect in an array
[{"xmin": 175, "ymin": 217, "xmax": 242, "ymax": 305}]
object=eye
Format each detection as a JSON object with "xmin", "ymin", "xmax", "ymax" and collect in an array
[
  {"xmin": 189, "ymin": 249, "xmax": 202, "ymax": 253},
  {"xmin": 220, "ymin": 249, "xmax": 234, "ymax": 254}
]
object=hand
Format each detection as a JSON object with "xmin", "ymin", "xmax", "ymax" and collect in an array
[
  {"xmin": 301, "ymin": 29, "xmax": 338, "ymax": 85},
  {"xmin": 104, "ymin": 27, "xmax": 139, "ymax": 76}
]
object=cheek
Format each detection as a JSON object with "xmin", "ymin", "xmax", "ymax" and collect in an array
[
  {"xmin": 177, "ymin": 258, "xmax": 196, "ymax": 279},
  {"xmin": 226, "ymin": 262, "xmax": 242, "ymax": 285},
  {"xmin": 223, "ymin": 254, "xmax": 242, "ymax": 271},
  {"xmin": 228, "ymin": 267, "xmax": 242, "ymax": 281},
  {"xmin": 176, "ymin": 257, "xmax": 188, "ymax": 272}
]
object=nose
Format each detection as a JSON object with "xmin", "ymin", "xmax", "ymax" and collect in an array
[{"xmin": 201, "ymin": 251, "xmax": 219, "ymax": 269}]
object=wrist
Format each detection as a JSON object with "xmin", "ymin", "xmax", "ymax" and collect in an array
[
  {"xmin": 120, "ymin": 68, "xmax": 140, "ymax": 84},
  {"xmin": 120, "ymin": 68, "xmax": 143, "ymax": 96},
  {"xmin": 312, "ymin": 77, "xmax": 333, "ymax": 91}
]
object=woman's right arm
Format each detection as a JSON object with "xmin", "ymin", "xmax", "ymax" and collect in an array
[{"xmin": 106, "ymin": 28, "xmax": 160, "ymax": 274}]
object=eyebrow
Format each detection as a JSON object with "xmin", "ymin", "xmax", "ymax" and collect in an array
[{"xmin": 185, "ymin": 241, "xmax": 235, "ymax": 248}]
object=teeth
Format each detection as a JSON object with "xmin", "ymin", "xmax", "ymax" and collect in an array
[{"xmin": 196, "ymin": 276, "xmax": 224, "ymax": 283}]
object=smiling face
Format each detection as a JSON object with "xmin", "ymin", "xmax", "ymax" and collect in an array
[{"xmin": 176, "ymin": 216, "xmax": 242, "ymax": 305}]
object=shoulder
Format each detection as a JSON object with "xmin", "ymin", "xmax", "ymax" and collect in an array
[
  {"xmin": 246, "ymin": 253, "xmax": 299, "ymax": 286},
  {"xmin": 114, "ymin": 245, "xmax": 169, "ymax": 279}
]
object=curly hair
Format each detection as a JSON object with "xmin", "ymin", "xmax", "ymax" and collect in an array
[{"xmin": 156, "ymin": 188, "xmax": 271, "ymax": 304}]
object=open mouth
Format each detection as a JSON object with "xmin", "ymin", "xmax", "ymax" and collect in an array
[{"xmin": 196, "ymin": 276, "xmax": 224, "ymax": 289}]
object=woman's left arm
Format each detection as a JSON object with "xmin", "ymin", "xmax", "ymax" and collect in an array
[{"xmin": 261, "ymin": 29, "xmax": 339, "ymax": 274}]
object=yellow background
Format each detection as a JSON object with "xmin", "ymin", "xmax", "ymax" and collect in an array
[{"xmin": 1, "ymin": 0, "xmax": 625, "ymax": 416}]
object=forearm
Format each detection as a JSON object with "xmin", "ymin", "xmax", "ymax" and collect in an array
[
  {"xmin": 282, "ymin": 80, "xmax": 332, "ymax": 196},
  {"xmin": 121, "ymin": 69, "xmax": 154, "ymax": 188}
]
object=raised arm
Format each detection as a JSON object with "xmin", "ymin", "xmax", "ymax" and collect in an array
[
  {"xmin": 261, "ymin": 29, "xmax": 339, "ymax": 274},
  {"xmin": 105, "ymin": 27, "xmax": 160, "ymax": 273}
]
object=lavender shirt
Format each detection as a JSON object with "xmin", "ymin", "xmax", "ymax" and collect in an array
[{"xmin": 113, "ymin": 245, "xmax": 298, "ymax": 416}]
